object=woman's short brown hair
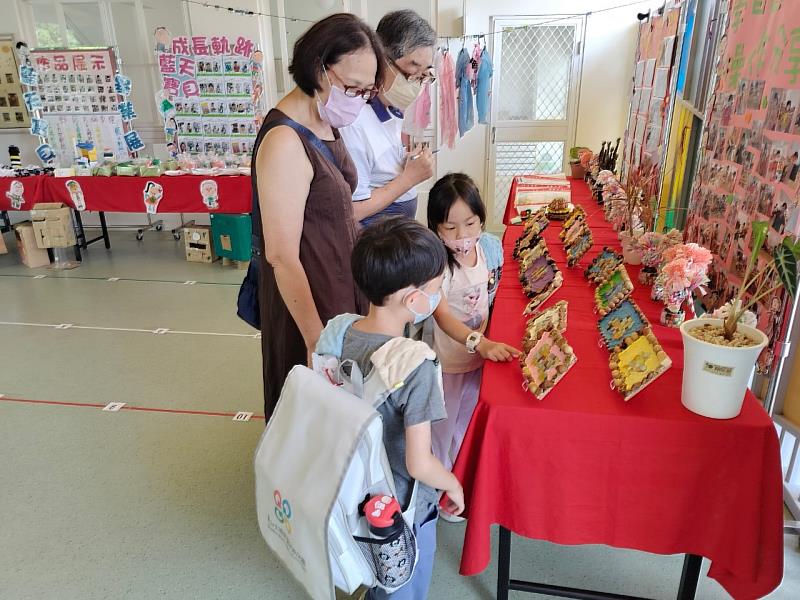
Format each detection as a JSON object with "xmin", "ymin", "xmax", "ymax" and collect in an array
[{"xmin": 289, "ymin": 13, "xmax": 385, "ymax": 97}]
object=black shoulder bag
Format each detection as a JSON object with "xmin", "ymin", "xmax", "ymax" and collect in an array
[{"xmin": 237, "ymin": 117, "xmax": 343, "ymax": 329}]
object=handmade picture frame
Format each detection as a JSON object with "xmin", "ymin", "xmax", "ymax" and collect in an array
[
  {"xmin": 609, "ymin": 331, "xmax": 672, "ymax": 401},
  {"xmin": 523, "ymin": 208, "xmax": 550, "ymax": 236},
  {"xmin": 595, "ymin": 265, "xmax": 634, "ymax": 315},
  {"xmin": 523, "ymin": 300, "xmax": 568, "ymax": 349},
  {"xmin": 514, "ymin": 229, "xmax": 545, "ymax": 261},
  {"xmin": 566, "ymin": 228, "xmax": 594, "ymax": 267},
  {"xmin": 559, "ymin": 215, "xmax": 586, "ymax": 243},
  {"xmin": 518, "ymin": 239, "xmax": 550, "ymax": 271},
  {"xmin": 563, "ymin": 221, "xmax": 590, "ymax": 249},
  {"xmin": 584, "ymin": 247, "xmax": 624, "ymax": 283},
  {"xmin": 597, "ymin": 299, "xmax": 650, "ymax": 349},
  {"xmin": 521, "ymin": 327, "xmax": 577, "ymax": 400},
  {"xmin": 562, "ymin": 206, "xmax": 586, "ymax": 231},
  {"xmin": 521, "ymin": 256, "xmax": 563, "ymax": 312}
]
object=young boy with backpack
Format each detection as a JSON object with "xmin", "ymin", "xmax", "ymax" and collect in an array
[{"xmin": 325, "ymin": 216, "xmax": 464, "ymax": 599}]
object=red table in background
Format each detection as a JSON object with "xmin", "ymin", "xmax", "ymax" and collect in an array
[
  {"xmin": 453, "ymin": 178, "xmax": 784, "ymax": 599},
  {"xmin": 1, "ymin": 175, "xmax": 251, "ymax": 258}
]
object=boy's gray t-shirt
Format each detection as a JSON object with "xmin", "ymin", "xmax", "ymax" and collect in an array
[{"xmin": 341, "ymin": 325, "xmax": 447, "ymax": 521}]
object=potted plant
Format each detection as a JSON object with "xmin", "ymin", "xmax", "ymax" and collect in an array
[
  {"xmin": 569, "ymin": 146, "xmax": 591, "ymax": 179},
  {"xmin": 679, "ymin": 222, "xmax": 799, "ymax": 419},
  {"xmin": 606, "ymin": 168, "xmax": 657, "ymax": 265}
]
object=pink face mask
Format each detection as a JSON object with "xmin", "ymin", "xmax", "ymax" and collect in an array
[
  {"xmin": 316, "ymin": 67, "xmax": 366, "ymax": 129},
  {"xmin": 443, "ymin": 234, "xmax": 481, "ymax": 257}
]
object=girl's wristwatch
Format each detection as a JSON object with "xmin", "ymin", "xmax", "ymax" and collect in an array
[{"xmin": 466, "ymin": 331, "xmax": 483, "ymax": 354}]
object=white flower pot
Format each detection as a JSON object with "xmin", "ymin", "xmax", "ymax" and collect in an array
[{"xmin": 679, "ymin": 318, "xmax": 768, "ymax": 419}]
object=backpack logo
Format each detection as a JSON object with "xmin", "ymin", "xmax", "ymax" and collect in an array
[{"xmin": 274, "ymin": 490, "xmax": 293, "ymax": 534}]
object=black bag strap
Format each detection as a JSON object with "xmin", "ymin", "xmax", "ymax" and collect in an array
[{"xmin": 251, "ymin": 117, "xmax": 343, "ymax": 257}]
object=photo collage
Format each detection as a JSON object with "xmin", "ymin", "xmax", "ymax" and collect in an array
[
  {"xmin": 0, "ymin": 38, "xmax": 30, "ymax": 128},
  {"xmin": 622, "ymin": 7, "xmax": 680, "ymax": 183},
  {"xmin": 156, "ymin": 34, "xmax": 263, "ymax": 156},
  {"xmin": 687, "ymin": 79, "xmax": 800, "ymax": 368}
]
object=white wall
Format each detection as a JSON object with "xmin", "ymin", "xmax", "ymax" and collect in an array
[{"xmin": 435, "ymin": 0, "xmax": 664, "ymax": 227}]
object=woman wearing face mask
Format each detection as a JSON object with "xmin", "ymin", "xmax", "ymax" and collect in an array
[
  {"xmin": 339, "ymin": 10, "xmax": 437, "ymax": 227},
  {"xmin": 252, "ymin": 13, "xmax": 385, "ymax": 419}
]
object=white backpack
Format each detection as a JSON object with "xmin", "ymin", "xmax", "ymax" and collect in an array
[{"xmin": 254, "ymin": 314, "xmax": 441, "ymax": 600}]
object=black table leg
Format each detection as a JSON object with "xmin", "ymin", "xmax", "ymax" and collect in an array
[
  {"xmin": 496, "ymin": 527, "xmax": 702, "ymax": 600},
  {"xmin": 99, "ymin": 211, "xmax": 110, "ymax": 248},
  {"xmin": 676, "ymin": 555, "xmax": 702, "ymax": 600},
  {"xmin": 0, "ymin": 210, "xmax": 10, "ymax": 233},
  {"xmin": 498, "ymin": 526, "xmax": 512, "ymax": 600}
]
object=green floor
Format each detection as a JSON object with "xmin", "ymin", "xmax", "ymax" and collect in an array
[{"xmin": 1, "ymin": 229, "xmax": 798, "ymax": 599}]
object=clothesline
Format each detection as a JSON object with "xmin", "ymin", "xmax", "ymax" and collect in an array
[{"xmin": 181, "ymin": 0, "xmax": 664, "ymax": 40}]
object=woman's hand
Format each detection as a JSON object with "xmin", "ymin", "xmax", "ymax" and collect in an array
[
  {"xmin": 402, "ymin": 143, "xmax": 434, "ymax": 186},
  {"xmin": 477, "ymin": 337, "xmax": 521, "ymax": 362}
]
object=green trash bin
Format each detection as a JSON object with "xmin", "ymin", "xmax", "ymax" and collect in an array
[{"xmin": 210, "ymin": 213, "xmax": 252, "ymax": 262}]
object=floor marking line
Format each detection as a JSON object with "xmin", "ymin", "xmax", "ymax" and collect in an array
[
  {"xmin": 0, "ymin": 321, "xmax": 256, "ymax": 338},
  {"xmin": 0, "ymin": 273, "xmax": 240, "ymax": 286},
  {"xmin": 0, "ymin": 396, "xmax": 266, "ymax": 420}
]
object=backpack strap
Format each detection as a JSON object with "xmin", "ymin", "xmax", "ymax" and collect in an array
[
  {"xmin": 251, "ymin": 116, "xmax": 343, "ymax": 256},
  {"xmin": 315, "ymin": 313, "xmax": 365, "ymax": 357},
  {"xmin": 368, "ymin": 338, "xmax": 438, "ymax": 409}
]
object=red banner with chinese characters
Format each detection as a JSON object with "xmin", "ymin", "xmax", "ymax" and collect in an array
[{"xmin": 685, "ymin": 0, "xmax": 800, "ymax": 371}]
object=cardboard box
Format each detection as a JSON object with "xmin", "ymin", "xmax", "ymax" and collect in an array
[
  {"xmin": 14, "ymin": 223, "xmax": 50, "ymax": 268},
  {"xmin": 184, "ymin": 225, "xmax": 217, "ymax": 263},
  {"xmin": 30, "ymin": 202, "xmax": 76, "ymax": 249},
  {"xmin": 0, "ymin": 231, "xmax": 7, "ymax": 255}
]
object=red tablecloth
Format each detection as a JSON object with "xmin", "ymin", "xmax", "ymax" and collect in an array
[
  {"xmin": 1, "ymin": 175, "xmax": 251, "ymax": 214},
  {"xmin": 454, "ymin": 177, "xmax": 784, "ymax": 599}
]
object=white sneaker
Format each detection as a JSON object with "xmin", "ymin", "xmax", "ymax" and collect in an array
[{"xmin": 438, "ymin": 508, "xmax": 465, "ymax": 523}]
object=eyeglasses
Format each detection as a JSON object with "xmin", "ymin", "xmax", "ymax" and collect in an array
[
  {"xmin": 390, "ymin": 61, "xmax": 436, "ymax": 85},
  {"xmin": 342, "ymin": 85, "xmax": 380, "ymax": 101},
  {"xmin": 409, "ymin": 71, "xmax": 436, "ymax": 85},
  {"xmin": 325, "ymin": 65, "xmax": 379, "ymax": 101}
]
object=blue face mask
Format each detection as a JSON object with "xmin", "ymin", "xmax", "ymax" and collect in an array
[{"xmin": 406, "ymin": 288, "xmax": 441, "ymax": 324}]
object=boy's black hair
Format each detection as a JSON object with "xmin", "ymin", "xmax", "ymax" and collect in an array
[
  {"xmin": 352, "ymin": 216, "xmax": 447, "ymax": 306},
  {"xmin": 427, "ymin": 172, "xmax": 487, "ymax": 270},
  {"xmin": 289, "ymin": 13, "xmax": 386, "ymax": 97}
]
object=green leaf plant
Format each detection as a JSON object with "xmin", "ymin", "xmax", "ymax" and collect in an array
[{"xmin": 723, "ymin": 222, "xmax": 800, "ymax": 340}]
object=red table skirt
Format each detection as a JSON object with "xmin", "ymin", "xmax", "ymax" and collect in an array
[
  {"xmin": 453, "ymin": 177, "xmax": 784, "ymax": 599},
  {"xmin": 1, "ymin": 174, "xmax": 251, "ymax": 214}
]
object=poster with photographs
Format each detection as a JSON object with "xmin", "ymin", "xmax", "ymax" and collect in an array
[
  {"xmin": 155, "ymin": 33, "xmax": 265, "ymax": 156},
  {"xmin": 0, "ymin": 36, "xmax": 30, "ymax": 128},
  {"xmin": 621, "ymin": 7, "xmax": 682, "ymax": 193},
  {"xmin": 685, "ymin": 2, "xmax": 800, "ymax": 371},
  {"xmin": 30, "ymin": 48, "xmax": 130, "ymax": 165}
]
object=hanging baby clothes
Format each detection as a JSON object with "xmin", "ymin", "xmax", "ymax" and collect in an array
[
  {"xmin": 402, "ymin": 81, "xmax": 432, "ymax": 140},
  {"xmin": 470, "ymin": 43, "xmax": 482, "ymax": 90},
  {"xmin": 437, "ymin": 48, "xmax": 458, "ymax": 149},
  {"xmin": 476, "ymin": 47, "xmax": 493, "ymax": 125},
  {"xmin": 456, "ymin": 47, "xmax": 474, "ymax": 137}
]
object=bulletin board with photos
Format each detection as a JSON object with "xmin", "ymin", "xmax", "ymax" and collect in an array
[
  {"xmin": 0, "ymin": 35, "xmax": 31, "ymax": 128},
  {"xmin": 155, "ymin": 33, "xmax": 264, "ymax": 156},
  {"xmin": 685, "ymin": 0, "xmax": 800, "ymax": 371},
  {"xmin": 30, "ymin": 47, "xmax": 130, "ymax": 164},
  {"xmin": 621, "ymin": 6, "xmax": 682, "ymax": 190}
]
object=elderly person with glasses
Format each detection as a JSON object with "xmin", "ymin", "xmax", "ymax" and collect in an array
[{"xmin": 339, "ymin": 10, "xmax": 437, "ymax": 227}]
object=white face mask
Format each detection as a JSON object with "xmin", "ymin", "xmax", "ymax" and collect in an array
[{"xmin": 383, "ymin": 63, "xmax": 423, "ymax": 111}]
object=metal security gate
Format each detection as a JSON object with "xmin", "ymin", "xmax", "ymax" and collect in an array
[{"xmin": 488, "ymin": 16, "xmax": 584, "ymax": 227}]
